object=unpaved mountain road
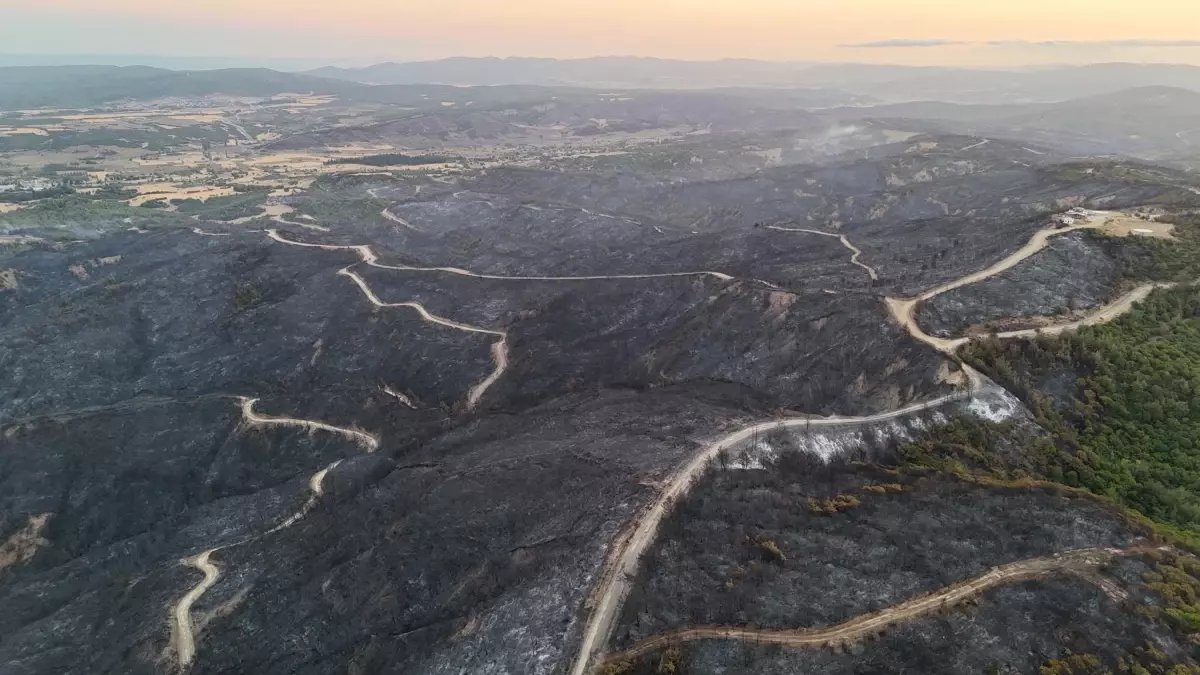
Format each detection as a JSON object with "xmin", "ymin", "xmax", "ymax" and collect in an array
[
  {"xmin": 265, "ymin": 460, "xmax": 342, "ymax": 536},
  {"xmin": 265, "ymin": 227, "xmax": 789, "ymax": 410},
  {"xmin": 989, "ymin": 282, "xmax": 1177, "ymax": 341},
  {"xmin": 904, "ymin": 212, "xmax": 1112, "ymax": 305},
  {"xmin": 766, "ymin": 226, "xmax": 878, "ymax": 280},
  {"xmin": 266, "ymin": 228, "xmax": 735, "ymax": 283},
  {"xmin": 572, "ymin": 207, "xmax": 1160, "ymax": 675},
  {"xmin": 567, "ymin": 371, "xmax": 996, "ymax": 675},
  {"xmin": 169, "ymin": 400, "xmax": 379, "ymax": 667},
  {"xmin": 239, "ymin": 396, "xmax": 379, "ymax": 450},
  {"xmin": 380, "ymin": 208, "xmax": 420, "ymax": 231},
  {"xmin": 173, "ymin": 550, "xmax": 220, "ymax": 666},
  {"xmin": 601, "ymin": 545, "xmax": 1142, "ymax": 665},
  {"xmin": 886, "ymin": 282, "xmax": 1173, "ymax": 354},
  {"xmin": 885, "ymin": 210, "xmax": 1117, "ymax": 354},
  {"xmin": 336, "ymin": 269, "xmax": 508, "ymax": 410}
]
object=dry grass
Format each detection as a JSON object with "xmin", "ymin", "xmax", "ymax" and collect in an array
[
  {"xmin": 0, "ymin": 127, "xmax": 49, "ymax": 137},
  {"xmin": 1100, "ymin": 213, "xmax": 1176, "ymax": 239},
  {"xmin": 127, "ymin": 185, "xmax": 234, "ymax": 206}
]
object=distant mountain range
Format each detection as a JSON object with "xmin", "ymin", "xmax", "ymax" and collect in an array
[
  {"xmin": 306, "ymin": 58, "xmax": 1200, "ymax": 103},
  {"xmin": 0, "ymin": 66, "xmax": 364, "ymax": 109},
  {"xmin": 4, "ymin": 59, "xmax": 1200, "ymax": 113},
  {"xmin": 831, "ymin": 85, "xmax": 1200, "ymax": 160}
]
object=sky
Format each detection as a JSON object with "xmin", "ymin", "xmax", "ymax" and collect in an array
[{"xmin": 4, "ymin": 0, "xmax": 1200, "ymax": 68}]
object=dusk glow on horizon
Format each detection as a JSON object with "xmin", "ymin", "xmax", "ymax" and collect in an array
[{"xmin": 3, "ymin": 0, "xmax": 1200, "ymax": 66}]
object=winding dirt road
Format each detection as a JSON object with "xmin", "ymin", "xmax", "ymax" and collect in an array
[
  {"xmin": 264, "ymin": 230, "xmax": 510, "ymax": 409},
  {"xmin": 572, "ymin": 208, "xmax": 1163, "ymax": 675},
  {"xmin": 169, "ymin": 401, "xmax": 381, "ymax": 667},
  {"xmin": 990, "ymin": 282, "xmax": 1176, "ymax": 341},
  {"xmin": 173, "ymin": 550, "xmax": 220, "ymax": 666},
  {"xmin": 765, "ymin": 225, "xmax": 879, "ymax": 280},
  {"xmin": 239, "ymin": 396, "xmax": 379, "ymax": 450},
  {"xmin": 171, "ymin": 461, "xmax": 339, "ymax": 666},
  {"xmin": 602, "ymin": 546, "xmax": 1135, "ymax": 665},
  {"xmin": 266, "ymin": 228, "xmax": 735, "ymax": 283},
  {"xmin": 913, "ymin": 213, "xmax": 1110, "ymax": 304},
  {"xmin": 336, "ymin": 269, "xmax": 508, "ymax": 410},
  {"xmin": 264, "ymin": 227, "xmax": 777, "ymax": 409},
  {"xmin": 265, "ymin": 460, "xmax": 341, "ymax": 535},
  {"xmin": 884, "ymin": 282, "xmax": 1169, "ymax": 356},
  {"xmin": 885, "ymin": 211, "xmax": 1116, "ymax": 353},
  {"xmin": 568, "ymin": 377, "xmax": 989, "ymax": 675}
]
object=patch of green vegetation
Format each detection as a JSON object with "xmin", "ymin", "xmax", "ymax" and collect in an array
[
  {"xmin": 0, "ymin": 127, "xmax": 228, "ymax": 153},
  {"xmin": 231, "ymin": 282, "xmax": 265, "ymax": 314},
  {"xmin": 806, "ymin": 493, "xmax": 861, "ymax": 515},
  {"xmin": 0, "ymin": 186, "xmax": 73, "ymax": 203},
  {"xmin": 1109, "ymin": 214, "xmax": 1200, "ymax": 283},
  {"xmin": 174, "ymin": 190, "xmax": 268, "ymax": 221},
  {"xmin": 0, "ymin": 195, "xmax": 188, "ymax": 232},
  {"xmin": 897, "ymin": 419, "xmax": 1200, "ymax": 673},
  {"xmin": 747, "ymin": 535, "xmax": 787, "ymax": 563},
  {"xmin": 1038, "ymin": 644, "xmax": 1200, "ymax": 675},
  {"xmin": 1143, "ymin": 549, "xmax": 1200, "ymax": 636},
  {"xmin": 963, "ymin": 286, "xmax": 1200, "ymax": 543},
  {"xmin": 82, "ymin": 185, "xmax": 138, "ymax": 201},
  {"xmin": 290, "ymin": 187, "xmax": 391, "ymax": 226}
]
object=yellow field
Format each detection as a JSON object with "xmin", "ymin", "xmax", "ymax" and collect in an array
[{"xmin": 127, "ymin": 185, "xmax": 234, "ymax": 206}]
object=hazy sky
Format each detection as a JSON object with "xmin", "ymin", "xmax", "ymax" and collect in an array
[{"xmin": 4, "ymin": 0, "xmax": 1200, "ymax": 67}]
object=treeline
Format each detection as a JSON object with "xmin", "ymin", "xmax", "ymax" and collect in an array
[
  {"xmin": 961, "ymin": 285, "xmax": 1200, "ymax": 542},
  {"xmin": 0, "ymin": 186, "xmax": 73, "ymax": 203},
  {"xmin": 1109, "ymin": 213, "xmax": 1200, "ymax": 283},
  {"xmin": 173, "ymin": 190, "xmax": 269, "ymax": 221}
]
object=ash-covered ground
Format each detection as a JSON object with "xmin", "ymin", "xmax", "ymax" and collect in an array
[
  {"xmin": 656, "ymin": 574, "xmax": 1185, "ymax": 675},
  {"xmin": 2, "ymin": 130, "xmax": 1198, "ymax": 675},
  {"xmin": 610, "ymin": 461, "xmax": 1149, "ymax": 651},
  {"xmin": 917, "ymin": 231, "xmax": 1125, "ymax": 337}
]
